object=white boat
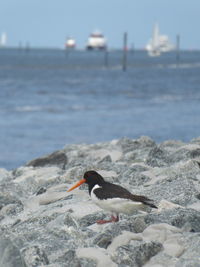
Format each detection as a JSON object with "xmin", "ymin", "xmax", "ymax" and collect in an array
[
  {"xmin": 0, "ymin": 32, "xmax": 7, "ymax": 47},
  {"xmin": 146, "ymin": 23, "xmax": 174, "ymax": 56},
  {"xmin": 65, "ymin": 37, "xmax": 76, "ymax": 49},
  {"xmin": 86, "ymin": 31, "xmax": 107, "ymax": 50}
]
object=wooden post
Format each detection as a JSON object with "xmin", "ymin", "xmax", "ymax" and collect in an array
[
  {"xmin": 176, "ymin": 34, "xmax": 180, "ymax": 66},
  {"xmin": 122, "ymin": 32, "xmax": 128, "ymax": 71},
  {"xmin": 131, "ymin": 43, "xmax": 135, "ymax": 54},
  {"xmin": 25, "ymin": 42, "xmax": 30, "ymax": 53}
]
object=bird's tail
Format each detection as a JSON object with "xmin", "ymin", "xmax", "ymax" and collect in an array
[
  {"xmin": 130, "ymin": 194, "xmax": 157, "ymax": 209},
  {"xmin": 143, "ymin": 199, "xmax": 157, "ymax": 209}
]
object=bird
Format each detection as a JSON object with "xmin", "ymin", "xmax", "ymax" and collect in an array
[{"xmin": 67, "ymin": 170, "xmax": 157, "ymax": 224}]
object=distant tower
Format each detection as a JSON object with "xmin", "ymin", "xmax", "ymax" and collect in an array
[{"xmin": 0, "ymin": 32, "xmax": 7, "ymax": 47}]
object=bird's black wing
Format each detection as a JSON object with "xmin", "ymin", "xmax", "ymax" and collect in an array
[
  {"xmin": 94, "ymin": 182, "xmax": 157, "ymax": 208},
  {"xmin": 93, "ymin": 182, "xmax": 132, "ymax": 200}
]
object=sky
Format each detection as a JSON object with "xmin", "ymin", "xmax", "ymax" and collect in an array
[{"xmin": 0, "ymin": 0, "xmax": 199, "ymax": 50}]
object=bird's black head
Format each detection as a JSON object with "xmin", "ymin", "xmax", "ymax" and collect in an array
[
  {"xmin": 84, "ymin": 171, "xmax": 105, "ymax": 187},
  {"xmin": 67, "ymin": 170, "xmax": 105, "ymax": 194}
]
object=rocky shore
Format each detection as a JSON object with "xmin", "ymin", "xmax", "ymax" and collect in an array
[{"xmin": 1, "ymin": 136, "xmax": 200, "ymax": 267}]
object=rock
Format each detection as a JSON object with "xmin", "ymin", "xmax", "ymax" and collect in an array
[
  {"xmin": 0, "ymin": 168, "xmax": 11, "ymax": 182},
  {"xmin": 0, "ymin": 190, "xmax": 22, "ymax": 206},
  {"xmin": 126, "ymin": 216, "xmax": 148, "ymax": 233},
  {"xmin": 76, "ymin": 247, "xmax": 116, "ymax": 267},
  {"xmin": 122, "ymin": 166, "xmax": 150, "ymax": 185},
  {"xmin": 144, "ymin": 208, "xmax": 200, "ymax": 232},
  {"xmin": 92, "ymin": 232, "xmax": 113, "ymax": 249},
  {"xmin": 63, "ymin": 213, "xmax": 79, "ymax": 229},
  {"xmin": 55, "ymin": 249, "xmax": 81, "ymax": 267},
  {"xmin": 112, "ymin": 240, "xmax": 163, "ymax": 266},
  {"xmin": 26, "ymin": 150, "xmax": 67, "ymax": 169},
  {"xmin": 0, "ymin": 203, "xmax": 23, "ymax": 216},
  {"xmin": 78, "ymin": 212, "xmax": 105, "ymax": 227},
  {"xmin": 36, "ymin": 187, "xmax": 47, "ymax": 195},
  {"xmin": 0, "ymin": 238, "xmax": 23, "ymax": 267},
  {"xmin": 98, "ymin": 155, "xmax": 112, "ymax": 163},
  {"xmin": 170, "ymin": 144, "xmax": 200, "ymax": 163},
  {"xmin": 146, "ymin": 145, "xmax": 170, "ymax": 167},
  {"xmin": 176, "ymin": 259, "xmax": 200, "ymax": 267},
  {"xmin": 13, "ymin": 166, "xmax": 62, "ymax": 196},
  {"xmin": 117, "ymin": 136, "xmax": 155, "ymax": 153},
  {"xmin": 21, "ymin": 245, "xmax": 49, "ymax": 267},
  {"xmin": 178, "ymin": 232, "xmax": 200, "ymax": 260},
  {"xmin": 143, "ymin": 176, "xmax": 199, "ymax": 206}
]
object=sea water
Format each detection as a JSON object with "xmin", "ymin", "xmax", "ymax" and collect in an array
[{"xmin": 0, "ymin": 48, "xmax": 200, "ymax": 169}]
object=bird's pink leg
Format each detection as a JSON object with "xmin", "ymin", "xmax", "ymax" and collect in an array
[{"xmin": 96, "ymin": 215, "xmax": 119, "ymax": 224}]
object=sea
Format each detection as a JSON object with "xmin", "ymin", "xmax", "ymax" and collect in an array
[{"xmin": 1, "ymin": 48, "xmax": 200, "ymax": 170}]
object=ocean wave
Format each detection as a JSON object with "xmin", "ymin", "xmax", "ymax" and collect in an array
[
  {"xmin": 14, "ymin": 104, "xmax": 93, "ymax": 113},
  {"xmin": 165, "ymin": 62, "xmax": 200, "ymax": 69},
  {"xmin": 15, "ymin": 106, "xmax": 43, "ymax": 112},
  {"xmin": 15, "ymin": 105, "xmax": 63, "ymax": 113}
]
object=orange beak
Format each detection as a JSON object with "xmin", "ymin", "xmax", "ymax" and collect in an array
[{"xmin": 67, "ymin": 178, "xmax": 86, "ymax": 192}]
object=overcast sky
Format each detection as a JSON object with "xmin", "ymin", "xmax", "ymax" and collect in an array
[{"xmin": 0, "ymin": 0, "xmax": 199, "ymax": 49}]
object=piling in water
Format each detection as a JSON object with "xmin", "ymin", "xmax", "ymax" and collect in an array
[
  {"xmin": 122, "ymin": 32, "xmax": 128, "ymax": 71},
  {"xmin": 176, "ymin": 34, "xmax": 180, "ymax": 66}
]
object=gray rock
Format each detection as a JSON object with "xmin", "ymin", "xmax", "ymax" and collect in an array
[
  {"xmin": 21, "ymin": 245, "xmax": 49, "ymax": 267},
  {"xmin": 36, "ymin": 187, "xmax": 47, "ymax": 195},
  {"xmin": 63, "ymin": 213, "xmax": 79, "ymax": 229},
  {"xmin": 92, "ymin": 232, "xmax": 113, "ymax": 249},
  {"xmin": 90, "ymin": 218, "xmax": 145, "ymax": 249},
  {"xmin": 175, "ymin": 232, "xmax": 200, "ymax": 266},
  {"xmin": 144, "ymin": 176, "xmax": 199, "ymax": 206},
  {"xmin": 146, "ymin": 145, "xmax": 170, "ymax": 167},
  {"xmin": 171, "ymin": 147, "xmax": 200, "ymax": 163},
  {"xmin": 78, "ymin": 212, "xmax": 105, "ymax": 227},
  {"xmin": 89, "ymin": 221, "xmax": 125, "ymax": 249},
  {"xmin": 55, "ymin": 249, "xmax": 81, "ymax": 267},
  {"xmin": 0, "ymin": 191, "xmax": 22, "ymax": 206},
  {"xmin": 176, "ymin": 259, "xmax": 200, "ymax": 267},
  {"xmin": 125, "ymin": 216, "xmax": 148, "ymax": 233},
  {"xmin": 112, "ymin": 240, "xmax": 163, "ymax": 266},
  {"xmin": 117, "ymin": 136, "xmax": 155, "ymax": 154},
  {"xmin": 78, "ymin": 258, "xmax": 96, "ymax": 267},
  {"xmin": 0, "ymin": 203, "xmax": 23, "ymax": 216},
  {"xmin": 122, "ymin": 166, "xmax": 150, "ymax": 186},
  {"xmin": 26, "ymin": 150, "xmax": 67, "ymax": 169},
  {"xmin": 0, "ymin": 188, "xmax": 23, "ymax": 217},
  {"xmin": 98, "ymin": 155, "xmax": 112, "ymax": 163},
  {"xmin": 0, "ymin": 238, "xmax": 23, "ymax": 267},
  {"xmin": 144, "ymin": 208, "xmax": 200, "ymax": 232},
  {"xmin": 0, "ymin": 168, "xmax": 12, "ymax": 182}
]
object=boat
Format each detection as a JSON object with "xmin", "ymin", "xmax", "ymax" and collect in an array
[
  {"xmin": 0, "ymin": 32, "xmax": 7, "ymax": 47},
  {"xmin": 65, "ymin": 37, "xmax": 76, "ymax": 49},
  {"xmin": 146, "ymin": 23, "xmax": 174, "ymax": 56},
  {"xmin": 86, "ymin": 31, "xmax": 107, "ymax": 50}
]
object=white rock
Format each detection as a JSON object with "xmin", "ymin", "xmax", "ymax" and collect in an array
[
  {"xmin": 98, "ymin": 170, "xmax": 117, "ymax": 179},
  {"xmin": 76, "ymin": 247, "xmax": 117, "ymax": 267},
  {"xmin": 157, "ymin": 200, "xmax": 182, "ymax": 211},
  {"xmin": 163, "ymin": 235, "xmax": 184, "ymax": 257},
  {"xmin": 14, "ymin": 166, "xmax": 60, "ymax": 184},
  {"xmin": 142, "ymin": 223, "xmax": 184, "ymax": 257},
  {"xmin": 0, "ymin": 168, "xmax": 11, "ymax": 181},
  {"xmin": 90, "ymin": 149, "xmax": 122, "ymax": 162},
  {"xmin": 187, "ymin": 201, "xmax": 200, "ymax": 211},
  {"xmin": 107, "ymin": 231, "xmax": 142, "ymax": 253}
]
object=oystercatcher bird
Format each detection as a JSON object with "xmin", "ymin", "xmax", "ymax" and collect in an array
[{"xmin": 67, "ymin": 170, "xmax": 157, "ymax": 224}]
